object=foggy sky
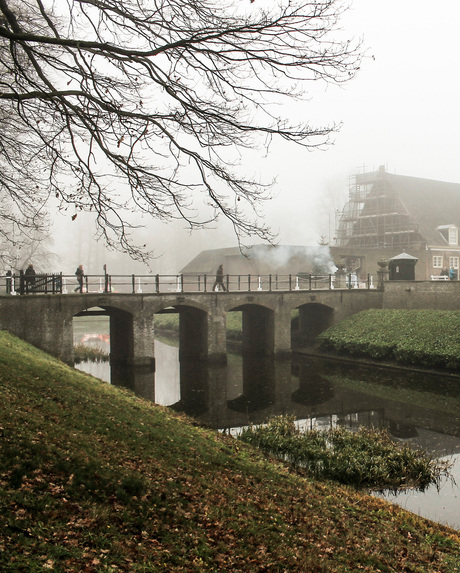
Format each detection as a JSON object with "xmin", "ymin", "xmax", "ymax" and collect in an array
[{"xmin": 53, "ymin": 0, "xmax": 460, "ymax": 275}]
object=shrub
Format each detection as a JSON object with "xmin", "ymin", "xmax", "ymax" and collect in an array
[
  {"xmin": 239, "ymin": 415, "xmax": 452, "ymax": 491},
  {"xmin": 74, "ymin": 344, "xmax": 109, "ymax": 363}
]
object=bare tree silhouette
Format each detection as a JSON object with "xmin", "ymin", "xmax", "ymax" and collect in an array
[{"xmin": 0, "ymin": 0, "xmax": 361, "ymax": 260}]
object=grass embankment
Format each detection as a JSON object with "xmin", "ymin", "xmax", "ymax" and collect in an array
[
  {"xmin": 318, "ymin": 309, "xmax": 460, "ymax": 371},
  {"xmin": 1, "ymin": 331, "xmax": 459, "ymax": 572}
]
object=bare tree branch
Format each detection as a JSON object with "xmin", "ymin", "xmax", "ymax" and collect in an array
[{"xmin": 0, "ymin": 0, "xmax": 362, "ymax": 261}]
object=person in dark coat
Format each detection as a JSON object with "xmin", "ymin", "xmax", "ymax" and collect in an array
[
  {"xmin": 212, "ymin": 264, "xmax": 227, "ymax": 291},
  {"xmin": 24, "ymin": 264, "xmax": 36, "ymax": 293},
  {"xmin": 74, "ymin": 264, "xmax": 84, "ymax": 292}
]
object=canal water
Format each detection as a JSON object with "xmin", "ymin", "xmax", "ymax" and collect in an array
[{"xmin": 73, "ymin": 318, "xmax": 460, "ymax": 531}]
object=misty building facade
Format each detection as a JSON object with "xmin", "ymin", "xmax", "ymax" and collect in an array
[
  {"xmin": 180, "ymin": 244, "xmax": 336, "ymax": 278},
  {"xmin": 331, "ymin": 165, "xmax": 460, "ymax": 280}
]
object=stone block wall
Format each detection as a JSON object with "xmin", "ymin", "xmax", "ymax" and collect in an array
[{"xmin": 382, "ymin": 281, "xmax": 460, "ymax": 311}]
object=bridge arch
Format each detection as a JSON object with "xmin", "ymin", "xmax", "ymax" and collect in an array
[
  {"xmin": 291, "ymin": 302, "xmax": 334, "ymax": 347},
  {"xmin": 225, "ymin": 302, "xmax": 275, "ymax": 355},
  {"xmin": 73, "ymin": 304, "xmax": 136, "ymax": 367}
]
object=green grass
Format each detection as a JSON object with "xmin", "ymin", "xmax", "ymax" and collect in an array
[
  {"xmin": 154, "ymin": 311, "xmax": 244, "ymax": 341},
  {"xmin": 318, "ymin": 309, "xmax": 460, "ymax": 370},
  {"xmin": 0, "ymin": 330, "xmax": 459, "ymax": 572}
]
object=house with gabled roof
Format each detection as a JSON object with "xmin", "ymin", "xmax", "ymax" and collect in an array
[
  {"xmin": 180, "ymin": 244, "xmax": 335, "ymax": 278},
  {"xmin": 331, "ymin": 165, "xmax": 460, "ymax": 280}
]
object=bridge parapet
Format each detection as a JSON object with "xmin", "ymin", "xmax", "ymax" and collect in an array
[{"xmin": 4, "ymin": 272, "xmax": 379, "ymax": 295}]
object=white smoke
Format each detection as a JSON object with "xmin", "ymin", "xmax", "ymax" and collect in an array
[{"xmin": 243, "ymin": 244, "xmax": 336, "ymax": 274}]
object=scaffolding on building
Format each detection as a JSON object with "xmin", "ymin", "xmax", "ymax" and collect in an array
[{"xmin": 334, "ymin": 166, "xmax": 423, "ymax": 249}]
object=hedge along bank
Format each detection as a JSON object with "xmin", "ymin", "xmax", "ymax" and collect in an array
[{"xmin": 317, "ymin": 309, "xmax": 460, "ymax": 371}]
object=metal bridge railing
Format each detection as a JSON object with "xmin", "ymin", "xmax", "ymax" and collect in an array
[{"xmin": 4, "ymin": 272, "xmax": 378, "ymax": 295}]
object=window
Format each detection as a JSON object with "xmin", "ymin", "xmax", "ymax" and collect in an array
[
  {"xmin": 448, "ymin": 227, "xmax": 458, "ymax": 245},
  {"xmin": 449, "ymin": 257, "xmax": 459, "ymax": 269},
  {"xmin": 433, "ymin": 256, "xmax": 443, "ymax": 268}
]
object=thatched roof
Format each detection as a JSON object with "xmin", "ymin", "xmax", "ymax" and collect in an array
[
  {"xmin": 180, "ymin": 247, "xmax": 241, "ymax": 275},
  {"xmin": 180, "ymin": 244, "xmax": 334, "ymax": 275}
]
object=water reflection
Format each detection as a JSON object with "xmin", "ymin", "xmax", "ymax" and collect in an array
[{"xmin": 76, "ymin": 339, "xmax": 460, "ymax": 531}]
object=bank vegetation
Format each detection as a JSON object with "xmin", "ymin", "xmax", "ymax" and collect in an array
[
  {"xmin": 0, "ymin": 330, "xmax": 459, "ymax": 572},
  {"xmin": 154, "ymin": 312, "xmax": 243, "ymax": 341},
  {"xmin": 239, "ymin": 415, "xmax": 451, "ymax": 491},
  {"xmin": 318, "ymin": 309, "xmax": 460, "ymax": 371}
]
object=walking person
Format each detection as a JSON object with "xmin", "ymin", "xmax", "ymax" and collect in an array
[
  {"xmin": 212, "ymin": 264, "xmax": 227, "ymax": 291},
  {"xmin": 24, "ymin": 264, "xmax": 36, "ymax": 294},
  {"xmin": 449, "ymin": 266, "xmax": 457, "ymax": 280},
  {"xmin": 74, "ymin": 264, "xmax": 84, "ymax": 292}
]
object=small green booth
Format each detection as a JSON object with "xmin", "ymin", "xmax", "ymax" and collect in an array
[{"xmin": 389, "ymin": 252, "xmax": 418, "ymax": 281}]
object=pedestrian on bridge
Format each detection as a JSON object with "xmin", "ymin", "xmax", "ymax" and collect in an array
[
  {"xmin": 24, "ymin": 264, "xmax": 36, "ymax": 294},
  {"xmin": 74, "ymin": 264, "xmax": 84, "ymax": 293},
  {"xmin": 212, "ymin": 264, "xmax": 227, "ymax": 291}
]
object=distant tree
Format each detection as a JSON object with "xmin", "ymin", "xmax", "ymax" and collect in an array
[
  {"xmin": 0, "ymin": 220, "xmax": 59, "ymax": 273},
  {"xmin": 315, "ymin": 176, "xmax": 349, "ymax": 245},
  {"xmin": 0, "ymin": 0, "xmax": 361, "ymax": 261}
]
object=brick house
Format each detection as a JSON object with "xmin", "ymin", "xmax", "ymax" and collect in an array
[{"xmin": 330, "ymin": 166, "xmax": 460, "ymax": 280}]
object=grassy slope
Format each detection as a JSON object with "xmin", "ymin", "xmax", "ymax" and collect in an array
[{"xmin": 0, "ymin": 332, "xmax": 459, "ymax": 572}]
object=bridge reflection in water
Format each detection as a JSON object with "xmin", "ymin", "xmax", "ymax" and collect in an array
[
  {"xmin": 78, "ymin": 342, "xmax": 460, "ymax": 530},
  {"xmin": 108, "ymin": 349, "xmax": 459, "ymax": 440}
]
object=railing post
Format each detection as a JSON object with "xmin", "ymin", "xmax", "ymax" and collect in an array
[
  {"xmin": 348, "ymin": 273, "xmax": 352, "ymax": 289},
  {"xmin": 198, "ymin": 275, "xmax": 201, "ymax": 292},
  {"xmin": 226, "ymin": 274, "xmax": 229, "ymax": 292},
  {"xmin": 5, "ymin": 272, "xmax": 12, "ymax": 295},
  {"xmin": 204, "ymin": 274, "xmax": 207, "ymax": 292},
  {"xmin": 289, "ymin": 274, "xmax": 292, "ymax": 291},
  {"xmin": 19, "ymin": 270, "xmax": 25, "ymax": 295},
  {"xmin": 155, "ymin": 274, "xmax": 160, "ymax": 293},
  {"xmin": 132, "ymin": 274, "xmax": 135, "ymax": 293},
  {"xmin": 309, "ymin": 274, "xmax": 312, "ymax": 290},
  {"xmin": 180, "ymin": 274, "xmax": 184, "ymax": 292},
  {"xmin": 238, "ymin": 275, "xmax": 241, "ymax": 290},
  {"xmin": 85, "ymin": 275, "xmax": 89, "ymax": 293},
  {"xmin": 248, "ymin": 274, "xmax": 251, "ymax": 291},
  {"xmin": 269, "ymin": 274, "xmax": 272, "ymax": 291}
]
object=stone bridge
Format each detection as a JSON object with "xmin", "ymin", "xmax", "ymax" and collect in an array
[
  {"xmin": 0, "ymin": 280, "xmax": 458, "ymax": 369},
  {"xmin": 0, "ymin": 288, "xmax": 383, "ymax": 367}
]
